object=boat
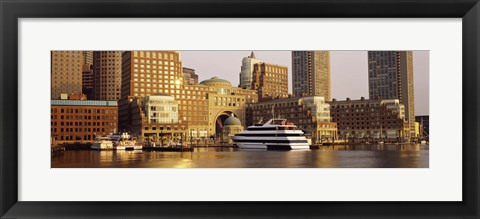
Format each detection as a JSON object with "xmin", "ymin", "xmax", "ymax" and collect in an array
[
  {"xmin": 91, "ymin": 136, "xmax": 114, "ymax": 150},
  {"xmin": 231, "ymin": 118, "xmax": 310, "ymax": 150},
  {"xmin": 109, "ymin": 132, "xmax": 143, "ymax": 150}
]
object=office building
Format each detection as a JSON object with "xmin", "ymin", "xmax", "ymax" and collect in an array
[
  {"xmin": 51, "ymin": 51, "xmax": 83, "ymax": 99},
  {"xmin": 51, "ymin": 99, "xmax": 118, "ymax": 144},
  {"xmin": 415, "ymin": 115, "xmax": 429, "ymax": 138},
  {"xmin": 251, "ymin": 62, "xmax": 289, "ymax": 100},
  {"xmin": 368, "ymin": 51, "xmax": 415, "ymax": 138},
  {"xmin": 251, "ymin": 96, "xmax": 337, "ymax": 143},
  {"xmin": 182, "ymin": 67, "xmax": 199, "ymax": 85},
  {"xmin": 330, "ymin": 97, "xmax": 408, "ymax": 140},
  {"xmin": 82, "ymin": 51, "xmax": 94, "ymax": 99},
  {"xmin": 82, "ymin": 51, "xmax": 93, "ymax": 66},
  {"xmin": 120, "ymin": 51, "xmax": 258, "ymax": 143},
  {"xmin": 119, "ymin": 51, "xmax": 184, "ymax": 133},
  {"xmin": 292, "ymin": 51, "xmax": 331, "ymax": 100},
  {"xmin": 93, "ymin": 51, "xmax": 123, "ymax": 100},
  {"xmin": 239, "ymin": 51, "xmax": 262, "ymax": 89}
]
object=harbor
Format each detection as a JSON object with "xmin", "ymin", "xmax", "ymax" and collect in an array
[{"xmin": 51, "ymin": 143, "xmax": 429, "ymax": 168}]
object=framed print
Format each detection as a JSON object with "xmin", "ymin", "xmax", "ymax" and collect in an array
[{"xmin": 1, "ymin": 0, "xmax": 479, "ymax": 218}]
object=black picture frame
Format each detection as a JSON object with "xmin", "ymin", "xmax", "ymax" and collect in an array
[{"xmin": 1, "ymin": 0, "xmax": 479, "ymax": 218}]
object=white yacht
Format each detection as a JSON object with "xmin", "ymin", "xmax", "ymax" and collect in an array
[
  {"xmin": 109, "ymin": 133, "xmax": 143, "ymax": 150},
  {"xmin": 91, "ymin": 137, "xmax": 114, "ymax": 150},
  {"xmin": 232, "ymin": 118, "xmax": 310, "ymax": 150}
]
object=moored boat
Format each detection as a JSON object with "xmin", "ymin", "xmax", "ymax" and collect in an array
[
  {"xmin": 232, "ymin": 118, "xmax": 310, "ymax": 150},
  {"xmin": 109, "ymin": 132, "xmax": 142, "ymax": 150},
  {"xmin": 91, "ymin": 137, "xmax": 114, "ymax": 150}
]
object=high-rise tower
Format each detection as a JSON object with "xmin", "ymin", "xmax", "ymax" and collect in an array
[
  {"xmin": 93, "ymin": 51, "xmax": 123, "ymax": 100},
  {"xmin": 51, "ymin": 51, "xmax": 83, "ymax": 99},
  {"xmin": 239, "ymin": 51, "xmax": 262, "ymax": 89},
  {"xmin": 368, "ymin": 51, "xmax": 415, "ymax": 138},
  {"xmin": 292, "ymin": 51, "xmax": 331, "ymax": 100}
]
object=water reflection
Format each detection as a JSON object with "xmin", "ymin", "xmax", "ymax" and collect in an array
[{"xmin": 51, "ymin": 144, "xmax": 429, "ymax": 168}]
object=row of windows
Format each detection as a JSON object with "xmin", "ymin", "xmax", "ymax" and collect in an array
[
  {"xmin": 51, "ymin": 115, "xmax": 117, "ymax": 120},
  {"xmin": 51, "ymin": 121, "xmax": 116, "ymax": 126},
  {"xmin": 52, "ymin": 108, "xmax": 117, "ymax": 114},
  {"xmin": 52, "ymin": 127, "xmax": 115, "ymax": 133}
]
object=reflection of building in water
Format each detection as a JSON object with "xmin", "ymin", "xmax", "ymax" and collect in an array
[
  {"xmin": 221, "ymin": 116, "xmax": 244, "ymax": 144},
  {"xmin": 250, "ymin": 96, "xmax": 337, "ymax": 143},
  {"xmin": 330, "ymin": 97, "xmax": 408, "ymax": 140}
]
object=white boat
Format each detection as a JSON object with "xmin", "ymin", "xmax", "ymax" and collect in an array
[
  {"xmin": 91, "ymin": 137, "xmax": 114, "ymax": 150},
  {"xmin": 109, "ymin": 133, "xmax": 142, "ymax": 150},
  {"xmin": 232, "ymin": 118, "xmax": 310, "ymax": 150}
]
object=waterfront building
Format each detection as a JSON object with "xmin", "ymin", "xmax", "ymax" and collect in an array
[
  {"xmin": 200, "ymin": 77, "xmax": 257, "ymax": 137},
  {"xmin": 368, "ymin": 51, "xmax": 415, "ymax": 138},
  {"xmin": 239, "ymin": 51, "xmax": 262, "ymax": 89},
  {"xmin": 93, "ymin": 51, "xmax": 123, "ymax": 100},
  {"xmin": 292, "ymin": 51, "xmax": 331, "ymax": 100},
  {"xmin": 221, "ymin": 116, "xmax": 244, "ymax": 144},
  {"xmin": 250, "ymin": 96, "xmax": 337, "ymax": 143},
  {"xmin": 129, "ymin": 95, "xmax": 182, "ymax": 143},
  {"xmin": 415, "ymin": 115, "xmax": 429, "ymax": 137},
  {"xmin": 119, "ymin": 51, "xmax": 184, "ymax": 137},
  {"xmin": 182, "ymin": 67, "xmax": 199, "ymax": 85},
  {"xmin": 415, "ymin": 122, "xmax": 420, "ymax": 138},
  {"xmin": 329, "ymin": 97, "xmax": 408, "ymax": 140},
  {"xmin": 51, "ymin": 99, "xmax": 118, "ymax": 144},
  {"xmin": 119, "ymin": 50, "xmax": 257, "ymax": 143},
  {"xmin": 251, "ymin": 62, "xmax": 289, "ymax": 101},
  {"xmin": 51, "ymin": 51, "xmax": 83, "ymax": 99}
]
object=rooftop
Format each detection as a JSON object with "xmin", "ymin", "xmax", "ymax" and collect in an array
[{"xmin": 51, "ymin": 99, "xmax": 118, "ymax": 106}]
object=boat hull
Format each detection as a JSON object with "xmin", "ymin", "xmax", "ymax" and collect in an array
[
  {"xmin": 235, "ymin": 142, "xmax": 310, "ymax": 150},
  {"xmin": 115, "ymin": 145, "xmax": 143, "ymax": 150},
  {"xmin": 91, "ymin": 142, "xmax": 114, "ymax": 150}
]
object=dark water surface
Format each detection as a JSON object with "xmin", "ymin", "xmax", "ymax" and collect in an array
[{"xmin": 51, "ymin": 144, "xmax": 429, "ymax": 168}]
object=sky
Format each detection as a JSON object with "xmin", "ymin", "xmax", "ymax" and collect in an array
[{"xmin": 180, "ymin": 51, "xmax": 429, "ymax": 116}]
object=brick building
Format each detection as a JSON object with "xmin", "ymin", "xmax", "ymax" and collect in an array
[
  {"xmin": 251, "ymin": 62, "xmax": 289, "ymax": 101},
  {"xmin": 250, "ymin": 96, "xmax": 337, "ymax": 143},
  {"xmin": 329, "ymin": 97, "xmax": 408, "ymax": 141},
  {"xmin": 51, "ymin": 99, "xmax": 118, "ymax": 144}
]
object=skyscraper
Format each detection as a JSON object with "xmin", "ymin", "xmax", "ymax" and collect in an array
[
  {"xmin": 119, "ymin": 51, "xmax": 184, "ymax": 131},
  {"xmin": 93, "ymin": 51, "xmax": 123, "ymax": 100},
  {"xmin": 251, "ymin": 62, "xmax": 289, "ymax": 100},
  {"xmin": 368, "ymin": 51, "xmax": 415, "ymax": 137},
  {"xmin": 239, "ymin": 51, "xmax": 262, "ymax": 89},
  {"xmin": 82, "ymin": 51, "xmax": 93, "ymax": 67},
  {"xmin": 182, "ymin": 67, "xmax": 199, "ymax": 85},
  {"xmin": 51, "ymin": 51, "xmax": 83, "ymax": 99},
  {"xmin": 81, "ymin": 51, "xmax": 94, "ymax": 99},
  {"xmin": 292, "ymin": 51, "xmax": 331, "ymax": 100}
]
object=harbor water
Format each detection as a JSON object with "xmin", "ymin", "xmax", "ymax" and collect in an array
[{"xmin": 51, "ymin": 144, "xmax": 429, "ymax": 168}]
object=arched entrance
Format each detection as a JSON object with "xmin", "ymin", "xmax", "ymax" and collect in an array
[{"xmin": 215, "ymin": 111, "xmax": 237, "ymax": 137}]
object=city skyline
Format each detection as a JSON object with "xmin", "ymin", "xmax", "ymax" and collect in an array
[
  {"xmin": 180, "ymin": 50, "xmax": 429, "ymax": 115},
  {"xmin": 50, "ymin": 50, "xmax": 429, "ymax": 168}
]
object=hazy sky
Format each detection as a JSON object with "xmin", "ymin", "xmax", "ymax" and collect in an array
[{"xmin": 180, "ymin": 51, "xmax": 429, "ymax": 116}]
